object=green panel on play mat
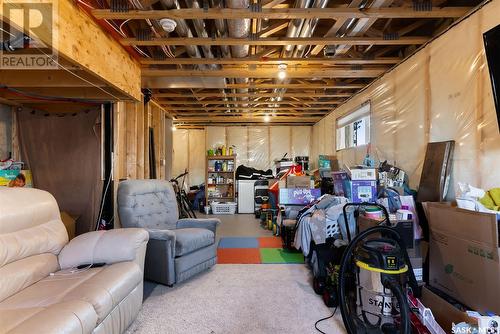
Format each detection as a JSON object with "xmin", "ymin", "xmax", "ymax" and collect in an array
[{"xmin": 260, "ymin": 248, "xmax": 304, "ymax": 264}]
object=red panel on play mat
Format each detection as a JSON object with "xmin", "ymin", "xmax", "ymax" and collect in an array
[
  {"xmin": 257, "ymin": 237, "xmax": 283, "ymax": 248},
  {"xmin": 217, "ymin": 248, "xmax": 261, "ymax": 264}
]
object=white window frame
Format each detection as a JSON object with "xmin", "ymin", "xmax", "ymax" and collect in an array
[{"xmin": 336, "ymin": 101, "xmax": 371, "ymax": 151}]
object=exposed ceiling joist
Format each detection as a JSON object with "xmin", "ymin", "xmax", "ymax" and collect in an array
[
  {"xmin": 159, "ymin": 100, "xmax": 342, "ymax": 105},
  {"xmin": 175, "ymin": 116, "xmax": 322, "ymax": 122},
  {"xmin": 163, "ymin": 106, "xmax": 334, "ymax": 111},
  {"xmin": 153, "ymin": 92, "xmax": 352, "ymax": 98},
  {"xmin": 262, "ymin": 0, "xmax": 289, "ymax": 8},
  {"xmin": 140, "ymin": 57, "xmax": 401, "ymax": 65},
  {"xmin": 225, "ymin": 83, "xmax": 364, "ymax": 89},
  {"xmin": 171, "ymin": 111, "xmax": 329, "ymax": 115},
  {"xmin": 143, "ymin": 68, "xmax": 386, "ymax": 78},
  {"xmin": 92, "ymin": 7, "xmax": 471, "ymax": 20},
  {"xmin": 123, "ymin": 36, "xmax": 429, "ymax": 46},
  {"xmin": 258, "ymin": 21, "xmax": 289, "ymax": 37},
  {"xmin": 307, "ymin": 17, "xmax": 348, "ymax": 56},
  {"xmin": 176, "ymin": 123, "xmax": 315, "ymax": 128}
]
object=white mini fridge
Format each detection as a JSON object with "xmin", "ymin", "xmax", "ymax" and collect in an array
[{"xmin": 237, "ymin": 180, "xmax": 256, "ymax": 214}]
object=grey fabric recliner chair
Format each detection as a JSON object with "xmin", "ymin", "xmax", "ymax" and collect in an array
[{"xmin": 118, "ymin": 179, "xmax": 220, "ymax": 286}]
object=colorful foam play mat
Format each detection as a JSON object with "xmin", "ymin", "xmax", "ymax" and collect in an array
[{"xmin": 217, "ymin": 237, "xmax": 304, "ymax": 264}]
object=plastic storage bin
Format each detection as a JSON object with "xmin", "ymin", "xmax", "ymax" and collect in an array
[{"xmin": 210, "ymin": 202, "xmax": 237, "ymax": 215}]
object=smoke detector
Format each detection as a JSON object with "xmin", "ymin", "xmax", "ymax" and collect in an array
[{"xmin": 159, "ymin": 18, "xmax": 177, "ymax": 33}]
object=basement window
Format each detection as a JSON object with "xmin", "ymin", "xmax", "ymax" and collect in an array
[{"xmin": 336, "ymin": 102, "xmax": 371, "ymax": 151}]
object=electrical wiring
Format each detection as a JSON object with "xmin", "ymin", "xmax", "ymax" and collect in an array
[
  {"xmin": 117, "ymin": 19, "xmax": 151, "ymax": 58},
  {"xmin": 31, "ymin": 47, "xmax": 122, "ymax": 101},
  {"xmin": 119, "ymin": 19, "xmax": 131, "ymax": 35},
  {"xmin": 77, "ymin": 0, "xmax": 95, "ymax": 9},
  {"xmin": 314, "ymin": 307, "xmax": 338, "ymax": 334},
  {"xmin": 0, "ymin": 85, "xmax": 104, "ymax": 105}
]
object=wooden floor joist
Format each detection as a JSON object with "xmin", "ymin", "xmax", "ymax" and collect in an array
[
  {"xmin": 92, "ymin": 7, "xmax": 471, "ymax": 20},
  {"xmin": 124, "ymin": 36, "xmax": 429, "ymax": 46},
  {"xmin": 175, "ymin": 116, "xmax": 322, "ymax": 122},
  {"xmin": 154, "ymin": 92, "xmax": 353, "ymax": 98},
  {"xmin": 141, "ymin": 57, "xmax": 402, "ymax": 65},
  {"xmin": 172, "ymin": 111, "xmax": 329, "ymax": 116},
  {"xmin": 226, "ymin": 83, "xmax": 364, "ymax": 89},
  {"xmin": 143, "ymin": 68, "xmax": 386, "ymax": 78},
  {"xmin": 158, "ymin": 100, "xmax": 343, "ymax": 105},
  {"xmin": 162, "ymin": 106, "xmax": 334, "ymax": 111}
]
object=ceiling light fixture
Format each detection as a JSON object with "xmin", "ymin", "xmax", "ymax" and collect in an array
[
  {"xmin": 263, "ymin": 114, "xmax": 271, "ymax": 123},
  {"xmin": 171, "ymin": 125, "xmax": 177, "ymax": 131},
  {"xmin": 277, "ymin": 64, "xmax": 287, "ymax": 80}
]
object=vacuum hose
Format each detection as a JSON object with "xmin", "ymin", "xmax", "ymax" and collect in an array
[
  {"xmin": 383, "ymin": 278, "xmax": 411, "ymax": 334},
  {"xmin": 338, "ymin": 225, "xmax": 416, "ymax": 334}
]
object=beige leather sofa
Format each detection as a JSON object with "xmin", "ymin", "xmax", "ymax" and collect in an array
[{"xmin": 0, "ymin": 187, "xmax": 149, "ymax": 334}]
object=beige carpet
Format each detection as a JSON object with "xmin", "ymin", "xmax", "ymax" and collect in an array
[{"xmin": 126, "ymin": 264, "xmax": 346, "ymax": 334}]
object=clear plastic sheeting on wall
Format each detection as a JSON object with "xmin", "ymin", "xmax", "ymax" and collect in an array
[
  {"xmin": 188, "ymin": 130, "xmax": 206, "ymax": 186},
  {"xmin": 429, "ymin": 13, "xmax": 481, "ymax": 197},
  {"xmin": 392, "ymin": 52, "xmax": 427, "ymax": 187},
  {"xmin": 206, "ymin": 126, "xmax": 225, "ymax": 150},
  {"xmin": 248, "ymin": 127, "xmax": 270, "ymax": 171},
  {"xmin": 227, "ymin": 127, "xmax": 248, "ymax": 167},
  {"xmin": 173, "ymin": 125, "xmax": 313, "ymax": 186},
  {"xmin": 291, "ymin": 126, "xmax": 311, "ymax": 158},
  {"xmin": 312, "ymin": 0, "xmax": 500, "ymax": 192},
  {"xmin": 172, "ymin": 129, "xmax": 188, "ymax": 182},
  {"xmin": 270, "ymin": 126, "xmax": 291, "ymax": 165}
]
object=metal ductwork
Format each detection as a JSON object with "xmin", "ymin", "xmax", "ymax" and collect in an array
[
  {"xmin": 184, "ymin": 0, "xmax": 217, "ymax": 64},
  {"xmin": 282, "ymin": 0, "xmax": 311, "ymax": 57},
  {"xmin": 227, "ymin": 0, "xmax": 251, "ymax": 110},
  {"xmin": 273, "ymin": 0, "xmax": 328, "ymax": 103},
  {"xmin": 293, "ymin": 0, "xmax": 329, "ymax": 58},
  {"xmin": 211, "ymin": 0, "xmax": 232, "ymax": 59},
  {"xmin": 160, "ymin": 0, "xmax": 203, "ymax": 61},
  {"xmin": 227, "ymin": 0, "xmax": 251, "ymax": 58}
]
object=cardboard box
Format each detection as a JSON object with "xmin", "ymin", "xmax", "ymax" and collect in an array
[
  {"xmin": 286, "ymin": 175, "xmax": 310, "ymax": 188},
  {"xmin": 350, "ymin": 168, "xmax": 377, "ymax": 181},
  {"xmin": 318, "ymin": 155, "xmax": 339, "ymax": 171},
  {"xmin": 60, "ymin": 211, "xmax": 76, "ymax": 240},
  {"xmin": 357, "ymin": 216, "xmax": 415, "ymax": 249},
  {"xmin": 351, "ymin": 180, "xmax": 377, "ymax": 203},
  {"xmin": 0, "ymin": 169, "xmax": 33, "ymax": 187},
  {"xmin": 332, "ymin": 171, "xmax": 351, "ymax": 198},
  {"xmin": 426, "ymin": 203, "xmax": 500, "ymax": 314},
  {"xmin": 279, "ymin": 188, "xmax": 321, "ymax": 205},
  {"xmin": 419, "ymin": 286, "xmax": 476, "ymax": 333}
]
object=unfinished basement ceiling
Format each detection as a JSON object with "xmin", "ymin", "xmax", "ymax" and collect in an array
[{"xmin": 91, "ymin": 0, "xmax": 481, "ymax": 128}]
